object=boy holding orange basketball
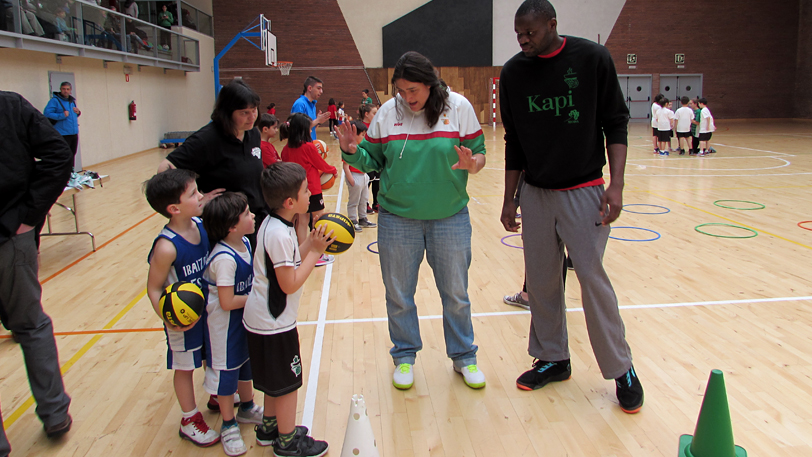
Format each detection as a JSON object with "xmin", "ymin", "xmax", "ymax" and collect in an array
[
  {"xmin": 243, "ymin": 162, "xmax": 333, "ymax": 456},
  {"xmin": 144, "ymin": 168, "xmax": 220, "ymax": 448},
  {"xmin": 201, "ymin": 192, "xmax": 264, "ymax": 456}
]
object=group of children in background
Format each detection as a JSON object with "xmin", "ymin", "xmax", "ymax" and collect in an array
[
  {"xmin": 142, "ymin": 108, "xmax": 380, "ymax": 457},
  {"xmin": 651, "ymin": 94, "xmax": 716, "ymax": 156}
]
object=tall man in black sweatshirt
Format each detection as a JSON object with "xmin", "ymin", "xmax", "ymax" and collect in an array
[{"xmin": 498, "ymin": 0, "xmax": 644, "ymax": 413}]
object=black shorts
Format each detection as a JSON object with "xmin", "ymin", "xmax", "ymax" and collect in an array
[
  {"xmin": 652, "ymin": 127, "xmax": 658, "ymax": 136},
  {"xmin": 676, "ymin": 131, "xmax": 692, "ymax": 138},
  {"xmin": 657, "ymin": 130, "xmax": 672, "ymax": 142},
  {"xmin": 698, "ymin": 132, "xmax": 713, "ymax": 141},
  {"xmin": 247, "ymin": 328, "xmax": 303, "ymax": 397},
  {"xmin": 308, "ymin": 193, "xmax": 325, "ymax": 213}
]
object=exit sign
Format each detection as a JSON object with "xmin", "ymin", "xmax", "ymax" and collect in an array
[
  {"xmin": 675, "ymin": 54, "xmax": 685, "ymax": 64},
  {"xmin": 627, "ymin": 54, "xmax": 637, "ymax": 64}
]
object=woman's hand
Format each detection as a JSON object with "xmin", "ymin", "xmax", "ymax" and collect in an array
[
  {"xmin": 200, "ymin": 188, "xmax": 226, "ymax": 206},
  {"xmin": 451, "ymin": 145, "xmax": 484, "ymax": 174},
  {"xmin": 335, "ymin": 122, "xmax": 358, "ymax": 155}
]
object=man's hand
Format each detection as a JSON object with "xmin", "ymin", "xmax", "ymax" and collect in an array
[
  {"xmin": 316, "ymin": 111, "xmax": 330, "ymax": 124},
  {"xmin": 500, "ymin": 200, "xmax": 521, "ymax": 232},
  {"xmin": 599, "ymin": 183, "xmax": 623, "ymax": 225},
  {"xmin": 72, "ymin": 107, "xmax": 80, "ymax": 114},
  {"xmin": 16, "ymin": 223, "xmax": 35, "ymax": 235},
  {"xmin": 63, "ymin": 110, "xmax": 69, "ymax": 117}
]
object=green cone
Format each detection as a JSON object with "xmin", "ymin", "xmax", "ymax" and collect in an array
[{"xmin": 678, "ymin": 369, "xmax": 747, "ymax": 457}]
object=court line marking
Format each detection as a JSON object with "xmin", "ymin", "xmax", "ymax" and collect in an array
[
  {"xmin": 627, "ymin": 157, "xmax": 791, "ymax": 171},
  {"xmin": 3, "ymin": 289, "xmax": 145, "ymax": 430},
  {"xmin": 713, "ymin": 143, "xmax": 795, "ymax": 156},
  {"xmin": 647, "ymin": 192, "xmax": 812, "ymax": 251},
  {"xmin": 301, "ymin": 169, "xmax": 346, "ymax": 430}
]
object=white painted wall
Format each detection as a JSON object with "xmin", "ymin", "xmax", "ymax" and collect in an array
[
  {"xmin": 336, "ymin": 0, "xmax": 431, "ymax": 68},
  {"xmin": 493, "ymin": 0, "xmax": 626, "ymax": 65},
  {"xmin": 0, "ymin": 27, "xmax": 214, "ymax": 167}
]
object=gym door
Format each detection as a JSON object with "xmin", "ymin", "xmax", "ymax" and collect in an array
[
  {"xmin": 660, "ymin": 74, "xmax": 703, "ymax": 104},
  {"xmin": 617, "ymin": 74, "xmax": 652, "ymax": 122}
]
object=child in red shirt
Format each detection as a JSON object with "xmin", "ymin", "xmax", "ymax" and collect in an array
[{"xmin": 258, "ymin": 114, "xmax": 280, "ymax": 168}]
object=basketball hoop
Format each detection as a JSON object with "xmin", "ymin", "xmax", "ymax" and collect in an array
[{"xmin": 277, "ymin": 61, "xmax": 293, "ymax": 76}]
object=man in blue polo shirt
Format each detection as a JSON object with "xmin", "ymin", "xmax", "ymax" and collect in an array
[{"xmin": 291, "ymin": 75, "xmax": 330, "ymax": 140}]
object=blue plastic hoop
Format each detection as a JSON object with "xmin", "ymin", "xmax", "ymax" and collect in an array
[
  {"xmin": 500, "ymin": 234, "xmax": 523, "ymax": 249},
  {"xmin": 366, "ymin": 242, "xmax": 379, "ymax": 254},
  {"xmin": 622, "ymin": 204, "xmax": 671, "ymax": 215},
  {"xmin": 608, "ymin": 226, "xmax": 661, "ymax": 242}
]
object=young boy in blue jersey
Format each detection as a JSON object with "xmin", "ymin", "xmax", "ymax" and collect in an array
[
  {"xmin": 144, "ymin": 169, "xmax": 220, "ymax": 448},
  {"xmin": 201, "ymin": 192, "xmax": 264, "ymax": 456},
  {"xmin": 243, "ymin": 162, "xmax": 333, "ymax": 457}
]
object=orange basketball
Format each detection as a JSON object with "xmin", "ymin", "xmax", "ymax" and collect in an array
[
  {"xmin": 320, "ymin": 172, "xmax": 336, "ymax": 190},
  {"xmin": 313, "ymin": 140, "xmax": 328, "ymax": 159}
]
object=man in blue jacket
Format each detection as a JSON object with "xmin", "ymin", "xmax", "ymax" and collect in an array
[{"xmin": 43, "ymin": 82, "xmax": 81, "ymax": 167}]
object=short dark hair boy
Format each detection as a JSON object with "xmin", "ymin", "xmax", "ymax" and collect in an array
[
  {"xmin": 260, "ymin": 162, "xmax": 307, "ymax": 211},
  {"xmin": 203, "ymin": 191, "xmax": 249, "ymax": 244},
  {"xmin": 143, "ymin": 168, "xmax": 199, "ymax": 218}
]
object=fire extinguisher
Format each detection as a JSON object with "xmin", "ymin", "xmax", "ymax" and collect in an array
[{"xmin": 128, "ymin": 101, "xmax": 137, "ymax": 121}]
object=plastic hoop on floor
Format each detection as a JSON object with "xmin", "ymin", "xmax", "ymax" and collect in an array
[
  {"xmin": 500, "ymin": 234, "xmax": 523, "ymax": 249},
  {"xmin": 608, "ymin": 226, "xmax": 661, "ymax": 242},
  {"xmin": 695, "ymin": 223, "xmax": 758, "ymax": 238},
  {"xmin": 366, "ymin": 242, "xmax": 379, "ymax": 254},
  {"xmin": 622, "ymin": 204, "xmax": 671, "ymax": 215},
  {"xmin": 713, "ymin": 200, "xmax": 765, "ymax": 210},
  {"xmin": 798, "ymin": 221, "xmax": 812, "ymax": 232}
]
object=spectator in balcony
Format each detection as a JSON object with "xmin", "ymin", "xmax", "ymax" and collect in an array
[
  {"xmin": 54, "ymin": 9, "xmax": 76, "ymax": 42},
  {"xmin": 181, "ymin": 8, "xmax": 196, "ymax": 30},
  {"xmin": 157, "ymin": 4, "xmax": 173, "ymax": 50},
  {"xmin": 125, "ymin": 16, "xmax": 152, "ymax": 52},
  {"xmin": 102, "ymin": 5, "xmax": 123, "ymax": 50},
  {"xmin": 122, "ymin": 0, "xmax": 138, "ymax": 19},
  {"xmin": 20, "ymin": 0, "xmax": 46, "ymax": 36}
]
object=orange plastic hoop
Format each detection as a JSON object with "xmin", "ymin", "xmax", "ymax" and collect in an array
[{"xmin": 276, "ymin": 61, "xmax": 293, "ymax": 76}]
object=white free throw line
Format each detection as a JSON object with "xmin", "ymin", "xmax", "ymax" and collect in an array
[{"xmin": 300, "ymin": 164, "xmax": 346, "ymax": 430}]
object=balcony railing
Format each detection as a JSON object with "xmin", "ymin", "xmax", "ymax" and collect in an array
[{"xmin": 0, "ymin": 0, "xmax": 200, "ymax": 71}]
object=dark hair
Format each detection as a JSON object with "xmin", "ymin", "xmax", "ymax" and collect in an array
[
  {"xmin": 266, "ymin": 102, "xmax": 275, "ymax": 110},
  {"xmin": 258, "ymin": 113, "xmax": 278, "ymax": 130},
  {"xmin": 211, "ymin": 79, "xmax": 261, "ymax": 136},
  {"xmin": 60, "ymin": 81, "xmax": 71, "ymax": 88},
  {"xmin": 698, "ymin": 97, "xmax": 708, "ymax": 105},
  {"xmin": 661, "ymin": 97, "xmax": 670, "ymax": 105},
  {"xmin": 328, "ymin": 98, "xmax": 336, "ymax": 106},
  {"xmin": 353, "ymin": 120, "xmax": 368, "ymax": 135},
  {"xmin": 516, "ymin": 0, "xmax": 557, "ymax": 20},
  {"xmin": 362, "ymin": 89, "xmax": 369, "ymax": 94},
  {"xmin": 279, "ymin": 112, "xmax": 312, "ymax": 148},
  {"xmin": 654, "ymin": 93, "xmax": 665, "ymax": 105},
  {"xmin": 338, "ymin": 101, "xmax": 344, "ymax": 108},
  {"xmin": 358, "ymin": 103, "xmax": 375, "ymax": 121},
  {"xmin": 143, "ymin": 168, "xmax": 199, "ymax": 219},
  {"xmin": 681, "ymin": 96, "xmax": 690, "ymax": 105},
  {"xmin": 261, "ymin": 162, "xmax": 307, "ymax": 211},
  {"xmin": 391, "ymin": 51, "xmax": 449, "ymax": 128},
  {"xmin": 302, "ymin": 76, "xmax": 323, "ymax": 95},
  {"xmin": 202, "ymin": 192, "xmax": 248, "ymax": 244}
]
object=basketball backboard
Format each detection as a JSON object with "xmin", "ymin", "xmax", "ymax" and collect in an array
[{"xmin": 260, "ymin": 14, "xmax": 276, "ymax": 66}]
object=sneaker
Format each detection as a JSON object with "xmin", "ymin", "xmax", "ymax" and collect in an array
[
  {"xmin": 236, "ymin": 403, "xmax": 264, "ymax": 424},
  {"xmin": 179, "ymin": 412, "xmax": 220, "ymax": 447},
  {"xmin": 207, "ymin": 394, "xmax": 241, "ymax": 411},
  {"xmin": 659, "ymin": 151, "xmax": 669, "ymax": 156},
  {"xmin": 366, "ymin": 204, "xmax": 374, "ymax": 214},
  {"xmin": 256, "ymin": 425, "xmax": 309, "ymax": 447},
  {"xmin": 315, "ymin": 254, "xmax": 335, "ymax": 267},
  {"xmin": 679, "ymin": 148, "xmax": 685, "ymax": 155},
  {"xmin": 709, "ymin": 147, "xmax": 717, "ymax": 153},
  {"xmin": 273, "ymin": 426, "xmax": 329, "ymax": 457},
  {"xmin": 392, "ymin": 363, "xmax": 414, "ymax": 390},
  {"xmin": 373, "ymin": 204, "xmax": 379, "ymax": 213},
  {"xmin": 359, "ymin": 219, "xmax": 377, "ymax": 228},
  {"xmin": 698, "ymin": 151, "xmax": 708, "ymax": 156},
  {"xmin": 44, "ymin": 414, "xmax": 72, "ymax": 439},
  {"xmin": 503, "ymin": 292, "xmax": 529, "ymax": 310},
  {"xmin": 352, "ymin": 221, "xmax": 363, "ymax": 232},
  {"xmin": 454, "ymin": 364, "xmax": 486, "ymax": 389},
  {"xmin": 615, "ymin": 365, "xmax": 644, "ymax": 413},
  {"xmin": 516, "ymin": 359, "xmax": 572, "ymax": 391},
  {"xmin": 221, "ymin": 424, "xmax": 247, "ymax": 456}
]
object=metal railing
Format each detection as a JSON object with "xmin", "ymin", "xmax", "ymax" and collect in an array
[{"xmin": 0, "ymin": 0, "xmax": 200, "ymax": 69}]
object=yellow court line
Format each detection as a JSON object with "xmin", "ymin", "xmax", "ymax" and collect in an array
[
  {"xmin": 647, "ymin": 192, "xmax": 812, "ymax": 251},
  {"xmin": 2, "ymin": 289, "xmax": 146, "ymax": 430}
]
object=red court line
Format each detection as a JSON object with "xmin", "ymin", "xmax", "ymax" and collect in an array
[
  {"xmin": 41, "ymin": 213, "xmax": 158, "ymax": 285},
  {"xmin": 0, "ymin": 327, "xmax": 164, "ymax": 339}
]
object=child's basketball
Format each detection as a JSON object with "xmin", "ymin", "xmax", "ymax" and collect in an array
[
  {"xmin": 320, "ymin": 172, "xmax": 336, "ymax": 190},
  {"xmin": 313, "ymin": 139, "xmax": 329, "ymax": 159},
  {"xmin": 160, "ymin": 282, "xmax": 205, "ymax": 327},
  {"xmin": 314, "ymin": 212, "xmax": 355, "ymax": 254}
]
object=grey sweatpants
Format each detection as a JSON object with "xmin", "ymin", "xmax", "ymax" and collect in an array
[
  {"xmin": 521, "ymin": 184, "xmax": 632, "ymax": 380},
  {"xmin": 0, "ymin": 230, "xmax": 71, "ymax": 456}
]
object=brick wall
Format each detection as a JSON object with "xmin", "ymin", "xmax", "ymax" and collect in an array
[
  {"xmin": 796, "ymin": 0, "xmax": 812, "ymax": 118},
  {"xmin": 213, "ymin": 0, "xmax": 373, "ymax": 122},
  {"xmin": 604, "ymin": 0, "xmax": 800, "ymax": 119}
]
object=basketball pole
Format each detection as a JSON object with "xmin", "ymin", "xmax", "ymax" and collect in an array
[{"xmin": 213, "ymin": 16, "xmax": 263, "ymax": 98}]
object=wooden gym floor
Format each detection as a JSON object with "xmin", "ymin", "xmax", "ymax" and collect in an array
[{"xmin": 2, "ymin": 120, "xmax": 812, "ymax": 456}]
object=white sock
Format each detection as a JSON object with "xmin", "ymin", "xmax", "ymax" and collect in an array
[{"xmin": 182, "ymin": 407, "xmax": 199, "ymax": 419}]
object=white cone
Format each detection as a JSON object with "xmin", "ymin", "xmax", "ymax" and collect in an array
[{"xmin": 340, "ymin": 394, "xmax": 380, "ymax": 457}]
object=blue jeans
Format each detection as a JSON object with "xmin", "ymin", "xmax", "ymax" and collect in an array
[{"xmin": 377, "ymin": 206, "xmax": 478, "ymax": 368}]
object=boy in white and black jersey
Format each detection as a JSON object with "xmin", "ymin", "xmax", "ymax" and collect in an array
[
  {"xmin": 243, "ymin": 162, "xmax": 334, "ymax": 457},
  {"xmin": 697, "ymin": 98, "xmax": 716, "ymax": 156},
  {"xmin": 674, "ymin": 96, "xmax": 694, "ymax": 155},
  {"xmin": 655, "ymin": 98, "xmax": 675, "ymax": 155},
  {"xmin": 651, "ymin": 94, "xmax": 664, "ymax": 154}
]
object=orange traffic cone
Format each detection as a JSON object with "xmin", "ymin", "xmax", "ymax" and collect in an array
[
  {"xmin": 678, "ymin": 369, "xmax": 747, "ymax": 456},
  {"xmin": 340, "ymin": 394, "xmax": 380, "ymax": 457}
]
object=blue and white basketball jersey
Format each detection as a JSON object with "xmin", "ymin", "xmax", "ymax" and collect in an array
[
  {"xmin": 203, "ymin": 237, "xmax": 252, "ymax": 370},
  {"xmin": 148, "ymin": 217, "xmax": 210, "ymax": 352}
]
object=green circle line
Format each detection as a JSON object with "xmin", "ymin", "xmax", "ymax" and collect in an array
[
  {"xmin": 695, "ymin": 223, "xmax": 758, "ymax": 239},
  {"xmin": 713, "ymin": 199, "xmax": 766, "ymax": 210}
]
